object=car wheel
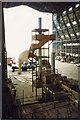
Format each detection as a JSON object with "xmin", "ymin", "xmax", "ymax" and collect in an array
[
  {"xmin": 32, "ymin": 67, "xmax": 35, "ymax": 70},
  {"xmin": 12, "ymin": 69, "xmax": 15, "ymax": 72}
]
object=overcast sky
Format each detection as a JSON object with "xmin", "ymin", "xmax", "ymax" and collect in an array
[{"xmin": 4, "ymin": 5, "xmax": 52, "ymax": 61}]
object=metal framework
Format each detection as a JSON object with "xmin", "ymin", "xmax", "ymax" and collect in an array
[
  {"xmin": 30, "ymin": 28, "xmax": 55, "ymax": 97},
  {"xmin": 52, "ymin": 3, "xmax": 80, "ymax": 60}
]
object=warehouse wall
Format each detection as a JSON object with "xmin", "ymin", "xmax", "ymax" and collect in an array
[{"xmin": 52, "ymin": 3, "xmax": 80, "ymax": 62}]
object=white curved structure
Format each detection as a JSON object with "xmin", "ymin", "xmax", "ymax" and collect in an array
[{"xmin": 18, "ymin": 50, "xmax": 29, "ymax": 74}]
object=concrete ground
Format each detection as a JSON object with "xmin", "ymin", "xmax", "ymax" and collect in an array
[
  {"xmin": 7, "ymin": 61, "xmax": 80, "ymax": 118},
  {"xmin": 21, "ymin": 100, "xmax": 80, "ymax": 119},
  {"xmin": 55, "ymin": 60, "xmax": 79, "ymax": 81},
  {"xmin": 55, "ymin": 60, "xmax": 80, "ymax": 88},
  {"xmin": 8, "ymin": 66, "xmax": 42, "ymax": 105}
]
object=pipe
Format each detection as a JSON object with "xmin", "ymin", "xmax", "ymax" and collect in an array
[
  {"xmin": 51, "ymin": 52, "xmax": 55, "ymax": 74},
  {"xmin": 38, "ymin": 17, "xmax": 42, "ymax": 72},
  {"xmin": 38, "ymin": 17, "xmax": 42, "ymax": 29}
]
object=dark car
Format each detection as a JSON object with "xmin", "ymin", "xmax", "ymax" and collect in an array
[
  {"xmin": 12, "ymin": 62, "xmax": 36, "ymax": 72},
  {"xmin": 12, "ymin": 63, "xmax": 19, "ymax": 72},
  {"xmin": 22, "ymin": 63, "xmax": 35, "ymax": 71}
]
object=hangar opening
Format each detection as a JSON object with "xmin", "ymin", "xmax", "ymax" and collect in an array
[{"xmin": 0, "ymin": 2, "xmax": 80, "ymax": 119}]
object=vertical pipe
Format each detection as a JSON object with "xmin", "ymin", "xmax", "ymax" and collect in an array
[
  {"xmin": 23, "ymin": 90, "xmax": 24, "ymax": 105},
  {"xmin": 38, "ymin": 17, "xmax": 43, "ymax": 97},
  {"xmin": 38, "ymin": 17, "xmax": 42, "ymax": 29},
  {"xmin": 60, "ymin": 42, "xmax": 63, "ymax": 57},
  {"xmin": 65, "ymin": 42, "xmax": 67, "ymax": 58},
  {"xmin": 38, "ymin": 17, "xmax": 42, "ymax": 72},
  {"xmin": 56, "ymin": 30, "xmax": 58, "ymax": 56},
  {"xmin": 52, "ymin": 14, "xmax": 55, "ymax": 74},
  {"xmin": 32, "ymin": 56, "xmax": 34, "ymax": 92},
  {"xmin": 51, "ymin": 52, "xmax": 55, "ymax": 74},
  {"xmin": 71, "ymin": 44, "xmax": 73, "ymax": 57},
  {"xmin": 0, "ymin": 2, "xmax": 2, "ymax": 119},
  {"xmin": 78, "ymin": 45, "xmax": 80, "ymax": 109},
  {"xmin": 36, "ymin": 63, "xmax": 37, "ymax": 97},
  {"xmin": 48, "ymin": 41, "xmax": 49, "ymax": 63}
]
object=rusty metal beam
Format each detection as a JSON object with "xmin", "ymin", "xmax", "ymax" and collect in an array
[{"xmin": 62, "ymin": 84, "xmax": 79, "ymax": 101}]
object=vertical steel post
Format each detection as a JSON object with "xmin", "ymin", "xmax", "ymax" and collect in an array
[
  {"xmin": 38, "ymin": 17, "xmax": 42, "ymax": 30},
  {"xmin": 65, "ymin": 42, "xmax": 67, "ymax": 58},
  {"xmin": 71, "ymin": 44, "xmax": 73, "ymax": 57},
  {"xmin": 31, "ymin": 31, "xmax": 33, "ymax": 92},
  {"xmin": 52, "ymin": 14, "xmax": 55, "ymax": 75},
  {"xmin": 78, "ymin": 45, "xmax": 80, "ymax": 110},
  {"xmin": 23, "ymin": 90, "xmax": 24, "ymax": 105},
  {"xmin": 51, "ymin": 52, "xmax": 55, "ymax": 74},
  {"xmin": 0, "ymin": 2, "xmax": 2, "ymax": 119},
  {"xmin": 60, "ymin": 41, "xmax": 63, "ymax": 57},
  {"xmin": 38, "ymin": 17, "xmax": 43, "ymax": 97},
  {"xmin": 38, "ymin": 18, "xmax": 42, "ymax": 72},
  {"xmin": 56, "ymin": 31, "xmax": 58, "ymax": 56}
]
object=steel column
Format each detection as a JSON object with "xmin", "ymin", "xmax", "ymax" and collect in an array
[
  {"xmin": 0, "ymin": 2, "xmax": 2, "ymax": 119},
  {"xmin": 71, "ymin": 44, "xmax": 73, "ymax": 56},
  {"xmin": 78, "ymin": 43, "xmax": 80, "ymax": 108},
  {"xmin": 53, "ymin": 17, "xmax": 62, "ymax": 57},
  {"xmin": 38, "ymin": 17, "xmax": 42, "ymax": 72},
  {"xmin": 57, "ymin": 17, "xmax": 66, "ymax": 57},
  {"xmin": 38, "ymin": 18, "xmax": 43, "ymax": 97},
  {"xmin": 56, "ymin": 30, "xmax": 58, "ymax": 56},
  {"xmin": 65, "ymin": 42, "xmax": 67, "ymax": 57},
  {"xmin": 51, "ymin": 52, "xmax": 55, "ymax": 74},
  {"xmin": 60, "ymin": 41, "xmax": 63, "ymax": 57}
]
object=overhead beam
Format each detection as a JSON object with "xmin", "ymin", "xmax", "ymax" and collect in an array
[
  {"xmin": 57, "ymin": 16, "xmax": 66, "ymax": 40},
  {"xmin": 66, "ymin": 10, "xmax": 78, "ymax": 40},
  {"xmin": 54, "ymin": 39, "xmax": 80, "ymax": 43},
  {"xmin": 61, "ymin": 16, "xmax": 72, "ymax": 40},
  {"xmin": 72, "ymin": 7, "xmax": 80, "ymax": 28}
]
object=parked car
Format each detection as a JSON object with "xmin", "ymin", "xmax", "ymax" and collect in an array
[
  {"xmin": 12, "ymin": 63, "xmax": 19, "ymax": 72},
  {"xmin": 22, "ymin": 62, "xmax": 36, "ymax": 71},
  {"xmin": 76, "ymin": 63, "xmax": 80, "ymax": 67},
  {"xmin": 12, "ymin": 61, "xmax": 36, "ymax": 72},
  {"xmin": 70, "ymin": 61, "xmax": 75, "ymax": 64}
]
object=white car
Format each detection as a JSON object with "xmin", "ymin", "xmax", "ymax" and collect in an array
[
  {"xmin": 76, "ymin": 63, "xmax": 80, "ymax": 67},
  {"xmin": 12, "ymin": 63, "xmax": 19, "ymax": 72},
  {"xmin": 70, "ymin": 61, "xmax": 75, "ymax": 64}
]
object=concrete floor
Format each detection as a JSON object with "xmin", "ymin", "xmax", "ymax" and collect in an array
[
  {"xmin": 55, "ymin": 60, "xmax": 80, "ymax": 88},
  {"xmin": 55, "ymin": 60, "xmax": 79, "ymax": 81},
  {"xmin": 7, "ymin": 61, "xmax": 80, "ymax": 118},
  {"xmin": 21, "ymin": 100, "xmax": 80, "ymax": 119}
]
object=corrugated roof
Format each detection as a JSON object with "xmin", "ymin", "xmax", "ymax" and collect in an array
[{"xmin": 3, "ymin": 2, "xmax": 79, "ymax": 15}]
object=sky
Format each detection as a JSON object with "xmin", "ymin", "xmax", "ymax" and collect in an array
[{"xmin": 4, "ymin": 5, "xmax": 52, "ymax": 61}]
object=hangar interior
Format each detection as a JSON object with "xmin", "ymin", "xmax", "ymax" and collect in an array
[
  {"xmin": 1, "ymin": 2, "xmax": 80, "ymax": 119},
  {"xmin": 52, "ymin": 5, "xmax": 80, "ymax": 61}
]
